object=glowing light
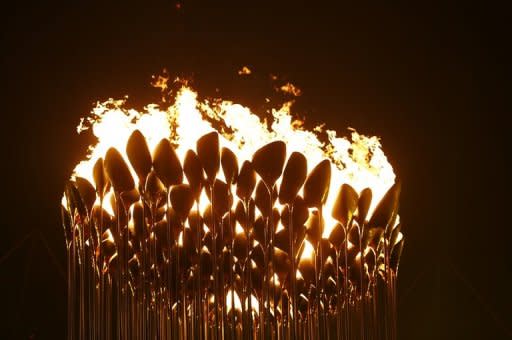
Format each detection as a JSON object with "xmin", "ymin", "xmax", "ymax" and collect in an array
[
  {"xmin": 226, "ymin": 289, "xmax": 242, "ymax": 312},
  {"xmin": 73, "ymin": 83, "xmax": 396, "ymax": 239},
  {"xmin": 279, "ymin": 82, "xmax": 302, "ymax": 97},
  {"xmin": 63, "ymin": 76, "xmax": 402, "ymax": 340},
  {"xmin": 238, "ymin": 66, "xmax": 252, "ymax": 75},
  {"xmin": 300, "ymin": 240, "xmax": 315, "ymax": 261}
]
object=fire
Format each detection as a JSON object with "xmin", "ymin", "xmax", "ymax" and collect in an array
[
  {"xmin": 279, "ymin": 82, "xmax": 302, "ymax": 97},
  {"xmin": 226, "ymin": 289, "xmax": 242, "ymax": 312},
  {"xmin": 299, "ymin": 239, "xmax": 315, "ymax": 262},
  {"xmin": 238, "ymin": 66, "xmax": 252, "ymax": 75},
  {"xmin": 72, "ymin": 81, "xmax": 396, "ymax": 238},
  {"xmin": 63, "ymin": 75, "xmax": 403, "ymax": 340}
]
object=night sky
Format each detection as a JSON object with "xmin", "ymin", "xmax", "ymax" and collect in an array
[{"xmin": 1, "ymin": 3, "xmax": 510, "ymax": 339}]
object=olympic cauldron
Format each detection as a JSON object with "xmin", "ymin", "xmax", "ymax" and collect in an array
[{"xmin": 62, "ymin": 86, "xmax": 403, "ymax": 340}]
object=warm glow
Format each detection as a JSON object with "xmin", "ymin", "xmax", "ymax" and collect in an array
[
  {"xmin": 72, "ymin": 82, "xmax": 396, "ymax": 238},
  {"xmin": 235, "ymin": 222, "xmax": 244, "ymax": 235},
  {"xmin": 300, "ymin": 239, "xmax": 315, "ymax": 262},
  {"xmin": 279, "ymin": 82, "xmax": 302, "ymax": 97},
  {"xmin": 238, "ymin": 66, "xmax": 252, "ymax": 75},
  {"xmin": 226, "ymin": 289, "xmax": 242, "ymax": 312},
  {"xmin": 63, "ymin": 75, "xmax": 404, "ymax": 340}
]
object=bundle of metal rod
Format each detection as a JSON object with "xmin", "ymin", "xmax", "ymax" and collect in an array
[{"xmin": 62, "ymin": 130, "xmax": 404, "ymax": 340}]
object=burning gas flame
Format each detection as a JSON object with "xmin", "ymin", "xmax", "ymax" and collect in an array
[
  {"xmin": 63, "ymin": 77, "xmax": 403, "ymax": 340},
  {"xmin": 238, "ymin": 66, "xmax": 252, "ymax": 75},
  {"xmin": 72, "ymin": 82, "xmax": 396, "ymax": 237},
  {"xmin": 279, "ymin": 82, "xmax": 302, "ymax": 97}
]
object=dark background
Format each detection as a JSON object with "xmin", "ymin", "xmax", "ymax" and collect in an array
[{"xmin": 1, "ymin": 3, "xmax": 510, "ymax": 339}]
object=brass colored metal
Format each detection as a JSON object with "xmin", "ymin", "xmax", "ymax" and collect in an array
[{"xmin": 62, "ymin": 131, "xmax": 403, "ymax": 340}]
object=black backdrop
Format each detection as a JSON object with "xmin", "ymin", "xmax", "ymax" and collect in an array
[{"xmin": 1, "ymin": 3, "xmax": 510, "ymax": 339}]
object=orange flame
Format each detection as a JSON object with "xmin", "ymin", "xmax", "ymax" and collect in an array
[
  {"xmin": 72, "ymin": 80, "xmax": 396, "ymax": 237},
  {"xmin": 279, "ymin": 82, "xmax": 302, "ymax": 97},
  {"xmin": 238, "ymin": 66, "xmax": 252, "ymax": 75}
]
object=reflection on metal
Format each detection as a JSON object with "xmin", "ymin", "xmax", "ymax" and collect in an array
[{"xmin": 62, "ymin": 129, "xmax": 403, "ymax": 340}]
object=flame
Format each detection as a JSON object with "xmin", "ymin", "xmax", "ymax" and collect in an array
[
  {"xmin": 238, "ymin": 66, "xmax": 252, "ymax": 75},
  {"xmin": 178, "ymin": 231, "xmax": 183, "ymax": 247},
  {"xmin": 102, "ymin": 190, "xmax": 116, "ymax": 216},
  {"xmin": 72, "ymin": 81, "xmax": 396, "ymax": 237},
  {"xmin": 104, "ymin": 228, "xmax": 115, "ymax": 244},
  {"xmin": 279, "ymin": 82, "xmax": 302, "ymax": 97},
  {"xmin": 151, "ymin": 72, "xmax": 169, "ymax": 93},
  {"xmin": 250, "ymin": 294, "xmax": 259, "ymax": 314},
  {"xmin": 235, "ymin": 222, "xmax": 244, "ymax": 235},
  {"xmin": 300, "ymin": 239, "xmax": 315, "ymax": 262},
  {"xmin": 226, "ymin": 289, "xmax": 242, "ymax": 312}
]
